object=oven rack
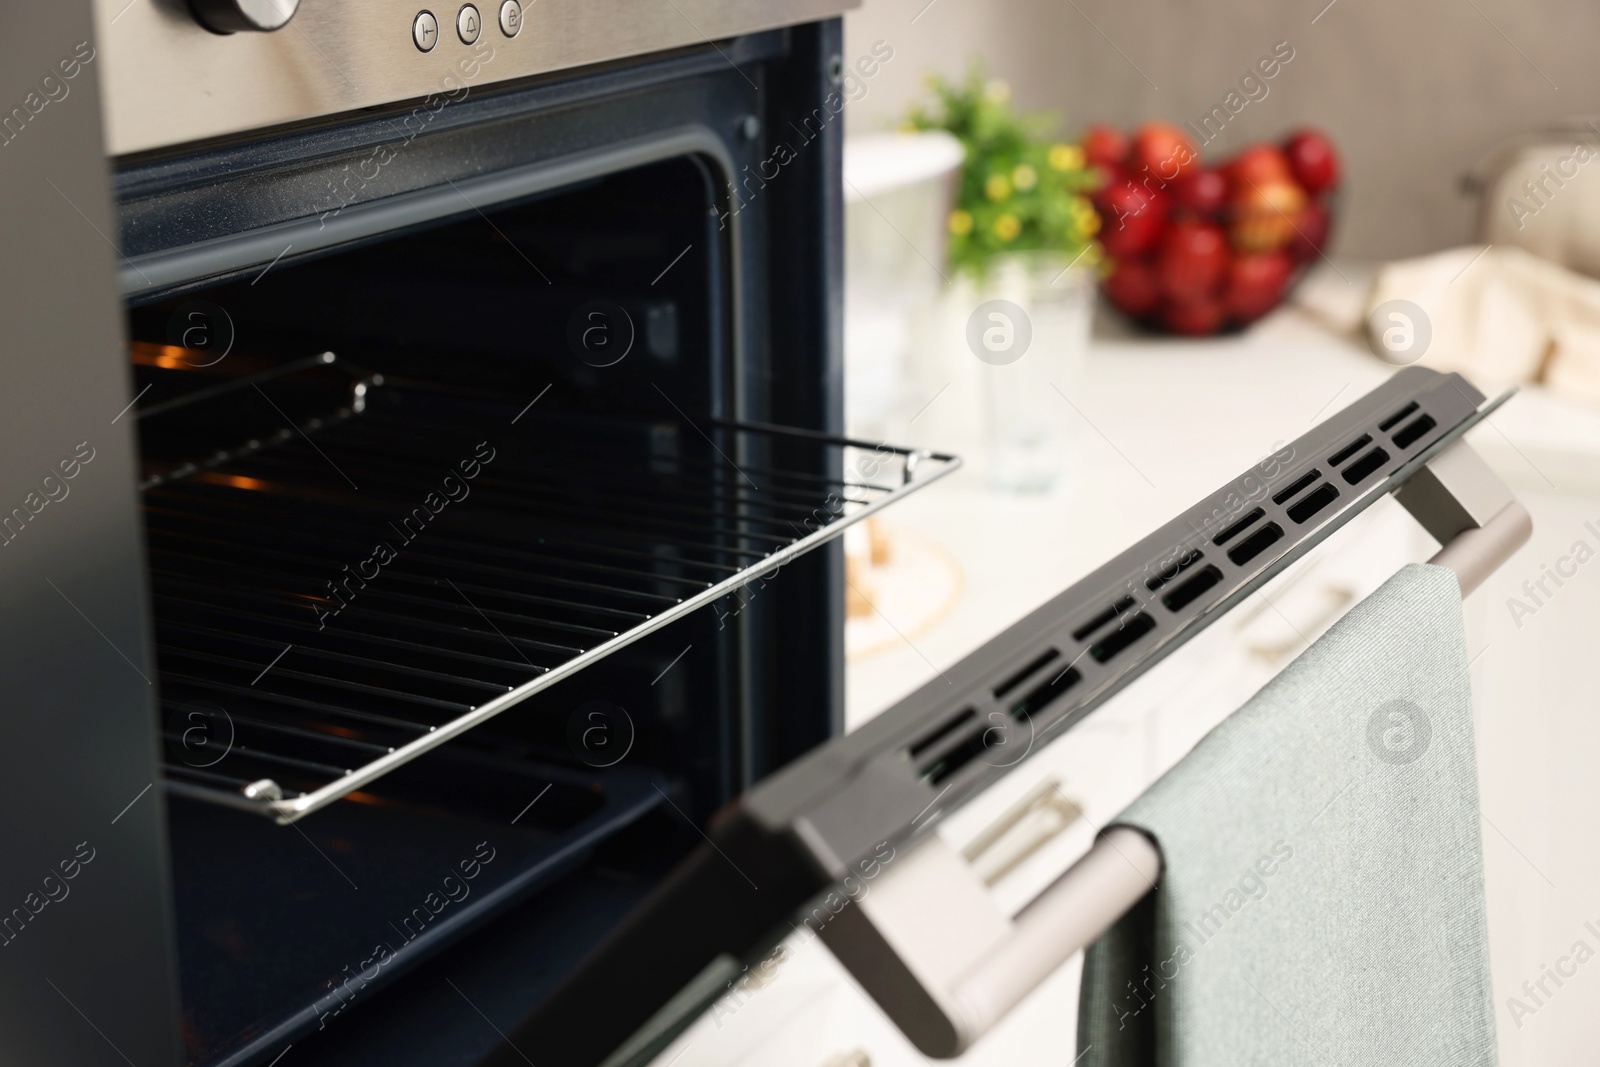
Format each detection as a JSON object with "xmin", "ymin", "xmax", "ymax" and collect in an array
[{"xmin": 144, "ymin": 360, "xmax": 960, "ymax": 822}]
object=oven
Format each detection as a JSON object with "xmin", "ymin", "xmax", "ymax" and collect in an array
[{"xmin": 2, "ymin": 3, "xmax": 944, "ymax": 1066}]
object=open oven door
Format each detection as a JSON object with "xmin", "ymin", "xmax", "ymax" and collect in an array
[{"xmin": 482, "ymin": 366, "xmax": 1517, "ymax": 1067}]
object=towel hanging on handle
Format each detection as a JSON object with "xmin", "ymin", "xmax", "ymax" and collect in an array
[{"xmin": 1076, "ymin": 562, "xmax": 1497, "ymax": 1066}]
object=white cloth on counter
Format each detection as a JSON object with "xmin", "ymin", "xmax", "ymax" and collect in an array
[{"xmin": 1366, "ymin": 244, "xmax": 1600, "ymax": 406}]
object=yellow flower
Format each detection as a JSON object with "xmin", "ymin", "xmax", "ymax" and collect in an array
[
  {"xmin": 994, "ymin": 213, "xmax": 1021, "ymax": 241},
  {"xmin": 947, "ymin": 209, "xmax": 973, "ymax": 236},
  {"xmin": 984, "ymin": 79, "xmax": 1012, "ymax": 104},
  {"xmin": 1048, "ymin": 144, "xmax": 1085, "ymax": 172},
  {"xmin": 1070, "ymin": 195, "xmax": 1099, "ymax": 235},
  {"xmin": 985, "ymin": 174, "xmax": 1011, "ymax": 201},
  {"xmin": 1011, "ymin": 164, "xmax": 1037, "ymax": 191}
]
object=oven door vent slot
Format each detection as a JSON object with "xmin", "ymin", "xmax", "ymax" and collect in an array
[
  {"xmin": 1145, "ymin": 547, "xmax": 1204, "ymax": 592},
  {"xmin": 1226, "ymin": 522, "xmax": 1285, "ymax": 565},
  {"xmin": 1271, "ymin": 469, "xmax": 1320, "ymax": 505},
  {"xmin": 992, "ymin": 649, "xmax": 1061, "ymax": 701},
  {"xmin": 1070, "ymin": 597, "xmax": 1137, "ymax": 642},
  {"xmin": 1088, "ymin": 612, "xmax": 1157, "ymax": 664},
  {"xmin": 919, "ymin": 726, "xmax": 996, "ymax": 786},
  {"xmin": 1212, "ymin": 507, "xmax": 1265, "ymax": 546},
  {"xmin": 907, "ymin": 708, "xmax": 979, "ymax": 760},
  {"xmin": 1008, "ymin": 665, "xmax": 1081, "ymax": 721},
  {"xmin": 1391, "ymin": 414, "xmax": 1437, "ymax": 450},
  {"xmin": 1328, "ymin": 434, "xmax": 1372, "ymax": 467},
  {"xmin": 1341, "ymin": 447, "xmax": 1391, "ymax": 484},
  {"xmin": 1379, "ymin": 401, "xmax": 1420, "ymax": 432},
  {"xmin": 1286, "ymin": 482, "xmax": 1340, "ymax": 524},
  {"xmin": 1160, "ymin": 564, "xmax": 1223, "ymax": 612}
]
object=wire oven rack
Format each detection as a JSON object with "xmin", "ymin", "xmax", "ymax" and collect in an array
[{"xmin": 136, "ymin": 349, "xmax": 960, "ymax": 823}]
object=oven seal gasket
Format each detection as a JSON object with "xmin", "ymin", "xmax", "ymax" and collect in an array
[{"xmin": 119, "ymin": 125, "xmax": 737, "ymax": 298}]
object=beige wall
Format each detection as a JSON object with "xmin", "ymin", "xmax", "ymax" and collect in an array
[{"xmin": 843, "ymin": 0, "xmax": 1600, "ymax": 260}]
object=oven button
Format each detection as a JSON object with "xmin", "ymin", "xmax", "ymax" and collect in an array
[
  {"xmin": 457, "ymin": 4, "xmax": 482, "ymax": 44},
  {"xmin": 412, "ymin": 10, "xmax": 440, "ymax": 52},
  {"xmin": 191, "ymin": 0, "xmax": 300, "ymax": 33},
  {"xmin": 498, "ymin": 0, "xmax": 523, "ymax": 37}
]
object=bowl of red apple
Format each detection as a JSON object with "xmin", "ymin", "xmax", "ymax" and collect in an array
[{"xmin": 1087, "ymin": 122, "xmax": 1341, "ymax": 335}]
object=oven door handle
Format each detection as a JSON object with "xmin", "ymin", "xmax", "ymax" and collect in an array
[{"xmin": 818, "ymin": 826, "xmax": 1160, "ymax": 1058}]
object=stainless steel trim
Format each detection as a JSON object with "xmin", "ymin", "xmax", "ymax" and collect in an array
[{"xmin": 94, "ymin": 0, "xmax": 858, "ymax": 156}]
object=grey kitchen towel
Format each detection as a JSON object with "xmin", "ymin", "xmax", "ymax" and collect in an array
[{"xmin": 1077, "ymin": 563, "xmax": 1497, "ymax": 1066}]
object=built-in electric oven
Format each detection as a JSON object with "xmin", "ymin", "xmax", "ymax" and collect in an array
[{"xmin": 3, "ymin": 3, "xmax": 936, "ymax": 1065}]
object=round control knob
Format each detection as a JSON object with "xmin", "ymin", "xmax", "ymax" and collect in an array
[{"xmin": 190, "ymin": 0, "xmax": 301, "ymax": 33}]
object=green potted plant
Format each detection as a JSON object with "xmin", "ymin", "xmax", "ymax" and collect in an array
[
  {"xmin": 904, "ymin": 69, "xmax": 1102, "ymax": 280},
  {"xmin": 905, "ymin": 68, "xmax": 1103, "ymax": 493}
]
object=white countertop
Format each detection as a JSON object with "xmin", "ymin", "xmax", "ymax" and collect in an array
[{"xmin": 846, "ymin": 289, "xmax": 1600, "ymax": 725}]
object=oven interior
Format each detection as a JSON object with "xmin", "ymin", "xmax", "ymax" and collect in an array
[{"xmin": 124, "ymin": 155, "xmax": 793, "ymax": 1067}]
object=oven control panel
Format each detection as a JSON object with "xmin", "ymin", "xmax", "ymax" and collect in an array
[
  {"xmin": 94, "ymin": 0, "xmax": 857, "ymax": 157},
  {"xmin": 410, "ymin": 3, "xmax": 521, "ymax": 52}
]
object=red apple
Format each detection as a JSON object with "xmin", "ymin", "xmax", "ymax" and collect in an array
[
  {"xmin": 1282, "ymin": 128, "xmax": 1341, "ymax": 194},
  {"xmin": 1288, "ymin": 200, "xmax": 1331, "ymax": 262},
  {"xmin": 1229, "ymin": 179, "xmax": 1307, "ymax": 253},
  {"xmin": 1228, "ymin": 143, "xmax": 1292, "ymax": 190},
  {"xmin": 1103, "ymin": 258, "xmax": 1162, "ymax": 318},
  {"xmin": 1095, "ymin": 179, "xmax": 1167, "ymax": 258},
  {"xmin": 1223, "ymin": 251, "xmax": 1292, "ymax": 323},
  {"xmin": 1171, "ymin": 168, "xmax": 1228, "ymax": 217},
  {"xmin": 1082, "ymin": 123, "xmax": 1130, "ymax": 169},
  {"xmin": 1157, "ymin": 220, "xmax": 1229, "ymax": 302},
  {"xmin": 1129, "ymin": 121, "xmax": 1200, "ymax": 186},
  {"xmin": 1162, "ymin": 296, "xmax": 1225, "ymax": 336}
]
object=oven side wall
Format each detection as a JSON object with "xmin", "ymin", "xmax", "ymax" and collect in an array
[
  {"xmin": 744, "ymin": 18, "xmax": 849, "ymax": 779},
  {"xmin": 0, "ymin": 2, "xmax": 185, "ymax": 1065}
]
